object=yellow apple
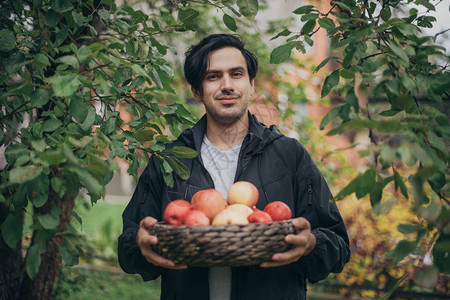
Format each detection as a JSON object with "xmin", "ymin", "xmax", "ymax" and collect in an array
[
  {"xmin": 227, "ymin": 181, "xmax": 259, "ymax": 207},
  {"xmin": 226, "ymin": 204, "xmax": 253, "ymax": 218},
  {"xmin": 212, "ymin": 208, "xmax": 249, "ymax": 225}
]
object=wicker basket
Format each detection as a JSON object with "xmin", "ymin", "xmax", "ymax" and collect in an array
[{"xmin": 150, "ymin": 220, "xmax": 295, "ymax": 267}]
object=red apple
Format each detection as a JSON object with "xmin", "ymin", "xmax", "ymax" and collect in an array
[
  {"xmin": 191, "ymin": 189, "xmax": 228, "ymax": 221},
  {"xmin": 264, "ymin": 201, "xmax": 292, "ymax": 221},
  {"xmin": 248, "ymin": 209, "xmax": 273, "ymax": 223},
  {"xmin": 163, "ymin": 199, "xmax": 192, "ymax": 225},
  {"xmin": 227, "ymin": 181, "xmax": 259, "ymax": 207},
  {"xmin": 183, "ymin": 209, "xmax": 210, "ymax": 226}
]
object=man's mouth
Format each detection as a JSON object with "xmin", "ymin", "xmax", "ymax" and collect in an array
[{"xmin": 216, "ymin": 93, "xmax": 241, "ymax": 104}]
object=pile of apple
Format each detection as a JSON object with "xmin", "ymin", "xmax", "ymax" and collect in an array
[{"xmin": 163, "ymin": 181, "xmax": 292, "ymax": 226}]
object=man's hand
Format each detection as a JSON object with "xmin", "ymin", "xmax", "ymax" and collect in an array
[
  {"xmin": 260, "ymin": 217, "xmax": 316, "ymax": 268},
  {"xmin": 136, "ymin": 216, "xmax": 187, "ymax": 269}
]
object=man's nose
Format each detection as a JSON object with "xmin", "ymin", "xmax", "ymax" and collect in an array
[{"xmin": 221, "ymin": 75, "xmax": 234, "ymax": 91}]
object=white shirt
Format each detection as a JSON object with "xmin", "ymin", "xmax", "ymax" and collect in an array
[{"xmin": 201, "ymin": 135, "xmax": 242, "ymax": 300}]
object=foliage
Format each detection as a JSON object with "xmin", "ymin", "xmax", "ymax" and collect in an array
[
  {"xmin": 0, "ymin": 0, "xmax": 260, "ymax": 297},
  {"xmin": 2, "ymin": 0, "xmax": 449, "ymax": 297},
  {"xmin": 269, "ymin": 0, "xmax": 450, "ymax": 294}
]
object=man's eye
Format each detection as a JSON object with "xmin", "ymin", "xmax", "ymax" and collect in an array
[
  {"xmin": 207, "ymin": 74, "xmax": 218, "ymax": 80},
  {"xmin": 232, "ymin": 72, "xmax": 243, "ymax": 77}
]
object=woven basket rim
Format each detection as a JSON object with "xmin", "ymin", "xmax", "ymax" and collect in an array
[{"xmin": 150, "ymin": 219, "xmax": 295, "ymax": 267}]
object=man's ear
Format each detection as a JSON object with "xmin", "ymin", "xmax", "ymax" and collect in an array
[
  {"xmin": 191, "ymin": 86, "xmax": 202, "ymax": 102},
  {"xmin": 250, "ymin": 79, "xmax": 255, "ymax": 95}
]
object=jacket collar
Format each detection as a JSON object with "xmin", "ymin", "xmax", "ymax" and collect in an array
[{"xmin": 180, "ymin": 111, "xmax": 281, "ymax": 154}]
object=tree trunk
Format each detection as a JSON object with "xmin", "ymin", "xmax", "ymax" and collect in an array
[
  {"xmin": 19, "ymin": 191, "xmax": 75, "ymax": 300},
  {"xmin": 0, "ymin": 204, "xmax": 24, "ymax": 300}
]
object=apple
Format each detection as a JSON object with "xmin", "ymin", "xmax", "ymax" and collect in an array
[
  {"xmin": 212, "ymin": 208, "xmax": 249, "ymax": 225},
  {"xmin": 248, "ymin": 209, "xmax": 273, "ymax": 223},
  {"xmin": 183, "ymin": 209, "xmax": 210, "ymax": 226},
  {"xmin": 191, "ymin": 189, "xmax": 228, "ymax": 221},
  {"xmin": 163, "ymin": 199, "xmax": 192, "ymax": 225},
  {"xmin": 227, "ymin": 181, "xmax": 259, "ymax": 207},
  {"xmin": 226, "ymin": 204, "xmax": 253, "ymax": 217},
  {"xmin": 264, "ymin": 201, "xmax": 292, "ymax": 221}
]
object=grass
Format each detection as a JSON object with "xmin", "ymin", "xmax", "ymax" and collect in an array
[
  {"xmin": 53, "ymin": 266, "xmax": 160, "ymax": 300},
  {"xmin": 52, "ymin": 198, "xmax": 162, "ymax": 299}
]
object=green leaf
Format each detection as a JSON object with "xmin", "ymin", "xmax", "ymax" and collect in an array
[
  {"xmin": 37, "ymin": 149, "xmax": 67, "ymax": 166},
  {"xmin": 42, "ymin": 118, "xmax": 62, "ymax": 132},
  {"xmin": 31, "ymin": 140, "xmax": 46, "ymax": 152},
  {"xmin": 369, "ymin": 181, "xmax": 384, "ymax": 207},
  {"xmin": 69, "ymin": 97, "xmax": 88, "ymax": 123},
  {"xmin": 387, "ymin": 240, "xmax": 418, "ymax": 263},
  {"xmin": 54, "ymin": 27, "xmax": 68, "ymax": 47},
  {"xmin": 45, "ymin": 9, "xmax": 59, "ymax": 27},
  {"xmin": 59, "ymin": 239, "xmax": 79, "ymax": 266},
  {"xmin": 433, "ymin": 233, "xmax": 450, "ymax": 273},
  {"xmin": 314, "ymin": 56, "xmax": 337, "ymax": 73},
  {"xmin": 76, "ymin": 45, "xmax": 92, "ymax": 64},
  {"xmin": 427, "ymin": 130, "xmax": 447, "ymax": 157},
  {"xmin": 321, "ymin": 69, "xmax": 340, "ymax": 98},
  {"xmin": 70, "ymin": 168, "xmax": 103, "ymax": 196},
  {"xmin": 34, "ymin": 53, "xmax": 50, "ymax": 66},
  {"xmin": 150, "ymin": 38, "xmax": 167, "ymax": 55},
  {"xmin": 97, "ymin": 9, "xmax": 109, "ymax": 20},
  {"xmin": 131, "ymin": 64, "xmax": 150, "ymax": 80},
  {"xmin": 381, "ymin": 6, "xmax": 391, "ymax": 22},
  {"xmin": 270, "ymin": 43, "xmax": 293, "ymax": 64},
  {"xmin": 59, "ymin": 55, "xmax": 79, "ymax": 68},
  {"xmin": 293, "ymin": 5, "xmax": 317, "ymax": 14},
  {"xmin": 409, "ymin": 174, "xmax": 430, "ymax": 206},
  {"xmin": 48, "ymin": 74, "xmax": 81, "ymax": 97},
  {"xmin": 135, "ymin": 130, "xmax": 156, "ymax": 142},
  {"xmin": 355, "ymin": 169, "xmax": 376, "ymax": 199},
  {"xmin": 393, "ymin": 168, "xmax": 408, "ymax": 199},
  {"xmin": 0, "ymin": 29, "xmax": 16, "ymax": 52},
  {"xmin": 398, "ymin": 223, "xmax": 421, "ymax": 235},
  {"xmin": 51, "ymin": 177, "xmax": 67, "ymax": 198},
  {"xmin": 151, "ymin": 68, "xmax": 163, "ymax": 89},
  {"xmin": 26, "ymin": 245, "xmax": 41, "ymax": 279},
  {"xmin": 389, "ymin": 42, "xmax": 409, "ymax": 64},
  {"xmin": 318, "ymin": 17, "xmax": 335, "ymax": 32},
  {"xmin": 165, "ymin": 156, "xmax": 190, "ymax": 180},
  {"xmin": 168, "ymin": 146, "xmax": 198, "ymax": 158},
  {"xmin": 270, "ymin": 29, "xmax": 291, "ymax": 40},
  {"xmin": 36, "ymin": 213, "xmax": 60, "ymax": 230},
  {"xmin": 223, "ymin": 14, "xmax": 237, "ymax": 32},
  {"xmin": 79, "ymin": 106, "xmax": 96, "ymax": 131},
  {"xmin": 178, "ymin": 8, "xmax": 199, "ymax": 24},
  {"xmin": 301, "ymin": 19, "xmax": 316, "ymax": 35},
  {"xmin": 31, "ymin": 89, "xmax": 50, "ymax": 108},
  {"xmin": 237, "ymin": 0, "xmax": 259, "ymax": 18},
  {"xmin": 9, "ymin": 165, "xmax": 42, "ymax": 184},
  {"xmin": 340, "ymin": 69, "xmax": 354, "ymax": 79},
  {"xmin": 72, "ymin": 11, "xmax": 88, "ymax": 26},
  {"xmin": 335, "ymin": 176, "xmax": 360, "ymax": 200},
  {"xmin": 320, "ymin": 105, "xmax": 343, "ymax": 130},
  {"xmin": 0, "ymin": 214, "xmax": 22, "ymax": 248},
  {"xmin": 5, "ymin": 53, "xmax": 26, "ymax": 74}
]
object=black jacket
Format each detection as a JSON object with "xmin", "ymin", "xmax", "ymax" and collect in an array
[{"xmin": 118, "ymin": 113, "xmax": 351, "ymax": 300}]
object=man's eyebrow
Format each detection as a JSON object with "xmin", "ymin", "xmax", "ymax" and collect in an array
[{"xmin": 205, "ymin": 66, "xmax": 246, "ymax": 74}]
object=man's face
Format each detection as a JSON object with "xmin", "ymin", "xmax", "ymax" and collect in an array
[{"xmin": 192, "ymin": 47, "xmax": 255, "ymax": 126}]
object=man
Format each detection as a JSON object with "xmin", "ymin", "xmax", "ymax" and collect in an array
[{"xmin": 118, "ymin": 34, "xmax": 350, "ymax": 300}]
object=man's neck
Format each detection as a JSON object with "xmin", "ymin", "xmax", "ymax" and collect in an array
[{"xmin": 205, "ymin": 113, "xmax": 249, "ymax": 151}]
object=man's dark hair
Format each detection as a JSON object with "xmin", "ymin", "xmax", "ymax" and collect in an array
[{"xmin": 184, "ymin": 34, "xmax": 258, "ymax": 91}]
